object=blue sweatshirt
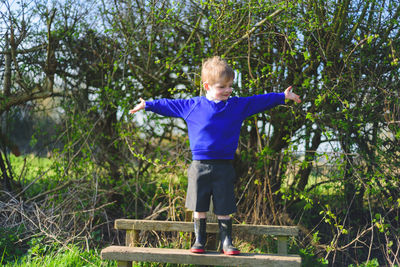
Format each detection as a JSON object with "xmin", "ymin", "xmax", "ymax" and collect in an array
[{"xmin": 145, "ymin": 93, "xmax": 285, "ymax": 160}]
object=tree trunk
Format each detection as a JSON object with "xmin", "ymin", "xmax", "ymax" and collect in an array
[
  {"xmin": 3, "ymin": 32, "xmax": 11, "ymax": 97},
  {"xmin": 0, "ymin": 150, "xmax": 12, "ymax": 191}
]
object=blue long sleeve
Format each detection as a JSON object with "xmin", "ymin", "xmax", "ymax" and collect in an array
[
  {"xmin": 145, "ymin": 93, "xmax": 285, "ymax": 160},
  {"xmin": 145, "ymin": 98, "xmax": 197, "ymax": 118}
]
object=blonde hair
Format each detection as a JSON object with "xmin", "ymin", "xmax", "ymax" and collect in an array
[{"xmin": 201, "ymin": 56, "xmax": 234, "ymax": 85}]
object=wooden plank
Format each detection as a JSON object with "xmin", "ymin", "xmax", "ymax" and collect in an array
[
  {"xmin": 101, "ymin": 246, "xmax": 301, "ymax": 267},
  {"xmin": 115, "ymin": 219, "xmax": 299, "ymax": 236}
]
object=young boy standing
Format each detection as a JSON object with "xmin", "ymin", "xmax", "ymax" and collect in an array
[{"xmin": 129, "ymin": 56, "xmax": 301, "ymax": 255}]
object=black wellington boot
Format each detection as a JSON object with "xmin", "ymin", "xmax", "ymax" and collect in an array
[
  {"xmin": 218, "ymin": 219, "xmax": 240, "ymax": 255},
  {"xmin": 190, "ymin": 218, "xmax": 207, "ymax": 253}
]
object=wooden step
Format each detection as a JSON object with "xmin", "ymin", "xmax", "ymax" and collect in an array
[
  {"xmin": 101, "ymin": 246, "xmax": 302, "ymax": 267},
  {"xmin": 115, "ymin": 219, "xmax": 299, "ymax": 236}
]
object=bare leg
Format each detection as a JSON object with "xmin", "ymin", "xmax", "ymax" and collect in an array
[{"xmin": 194, "ymin": 211, "xmax": 207, "ymax": 219}]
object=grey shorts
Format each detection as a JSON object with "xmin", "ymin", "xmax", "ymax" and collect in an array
[{"xmin": 185, "ymin": 160, "xmax": 237, "ymax": 215}]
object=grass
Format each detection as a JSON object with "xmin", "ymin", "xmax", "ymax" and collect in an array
[
  {"xmin": 3, "ymin": 156, "xmax": 113, "ymax": 267},
  {"xmin": 2, "ymin": 245, "xmax": 117, "ymax": 267},
  {"xmin": 11, "ymin": 154, "xmax": 54, "ymax": 181},
  {"xmin": 9, "ymin": 154, "xmax": 60, "ymax": 197}
]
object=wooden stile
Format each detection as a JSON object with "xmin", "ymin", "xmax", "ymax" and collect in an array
[
  {"xmin": 101, "ymin": 246, "xmax": 301, "ymax": 267},
  {"xmin": 101, "ymin": 219, "xmax": 301, "ymax": 266}
]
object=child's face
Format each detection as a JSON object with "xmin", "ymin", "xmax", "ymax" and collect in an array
[{"xmin": 206, "ymin": 78, "xmax": 233, "ymax": 101}]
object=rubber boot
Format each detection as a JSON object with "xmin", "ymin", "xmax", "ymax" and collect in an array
[
  {"xmin": 190, "ymin": 218, "xmax": 207, "ymax": 253},
  {"xmin": 218, "ymin": 219, "xmax": 240, "ymax": 255}
]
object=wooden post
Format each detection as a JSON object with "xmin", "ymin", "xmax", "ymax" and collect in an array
[
  {"xmin": 277, "ymin": 236, "xmax": 288, "ymax": 255},
  {"xmin": 185, "ymin": 210, "xmax": 193, "ymax": 222},
  {"xmin": 126, "ymin": 229, "xmax": 139, "ymax": 247},
  {"xmin": 121, "ymin": 230, "xmax": 139, "ymax": 267},
  {"xmin": 185, "ymin": 210, "xmax": 193, "ymax": 250},
  {"xmin": 117, "ymin": 261, "xmax": 131, "ymax": 267},
  {"xmin": 207, "ymin": 202, "xmax": 218, "ymax": 251}
]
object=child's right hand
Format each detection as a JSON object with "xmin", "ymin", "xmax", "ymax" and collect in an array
[
  {"xmin": 129, "ymin": 98, "xmax": 146, "ymax": 114},
  {"xmin": 284, "ymin": 86, "xmax": 301, "ymax": 103}
]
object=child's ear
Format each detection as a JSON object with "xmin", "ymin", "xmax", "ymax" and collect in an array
[{"xmin": 203, "ymin": 82, "xmax": 210, "ymax": 91}]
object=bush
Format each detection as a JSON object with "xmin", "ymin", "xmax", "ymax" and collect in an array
[{"xmin": 0, "ymin": 227, "xmax": 26, "ymax": 264}]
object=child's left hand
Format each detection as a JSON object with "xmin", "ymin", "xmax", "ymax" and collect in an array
[
  {"xmin": 284, "ymin": 86, "xmax": 301, "ymax": 103},
  {"xmin": 129, "ymin": 98, "xmax": 146, "ymax": 114}
]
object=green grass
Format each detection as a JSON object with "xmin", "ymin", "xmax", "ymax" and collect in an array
[
  {"xmin": 9, "ymin": 154, "xmax": 79, "ymax": 198},
  {"xmin": 11, "ymin": 154, "xmax": 54, "ymax": 180},
  {"xmin": 2, "ymin": 245, "xmax": 117, "ymax": 267},
  {"xmin": 10, "ymin": 154, "xmax": 59, "ymax": 198}
]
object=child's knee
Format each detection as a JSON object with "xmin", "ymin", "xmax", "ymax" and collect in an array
[
  {"xmin": 216, "ymin": 214, "xmax": 231, "ymax": 220},
  {"xmin": 194, "ymin": 211, "xmax": 207, "ymax": 219}
]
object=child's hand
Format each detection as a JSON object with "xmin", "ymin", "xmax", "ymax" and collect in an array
[
  {"xmin": 129, "ymin": 98, "xmax": 146, "ymax": 114},
  {"xmin": 284, "ymin": 86, "xmax": 301, "ymax": 103}
]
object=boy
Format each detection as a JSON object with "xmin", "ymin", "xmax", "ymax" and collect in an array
[{"xmin": 129, "ymin": 56, "xmax": 301, "ymax": 255}]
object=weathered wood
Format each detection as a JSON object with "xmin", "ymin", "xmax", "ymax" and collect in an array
[
  {"xmin": 207, "ymin": 203, "xmax": 219, "ymax": 250},
  {"xmin": 125, "ymin": 230, "xmax": 139, "ymax": 247},
  {"xmin": 116, "ymin": 261, "xmax": 130, "ymax": 267},
  {"xmin": 115, "ymin": 219, "xmax": 299, "ymax": 236},
  {"xmin": 277, "ymin": 236, "xmax": 288, "ymax": 255},
  {"xmin": 101, "ymin": 246, "xmax": 301, "ymax": 267},
  {"xmin": 184, "ymin": 210, "xmax": 193, "ymax": 222},
  {"xmin": 122, "ymin": 230, "xmax": 139, "ymax": 267}
]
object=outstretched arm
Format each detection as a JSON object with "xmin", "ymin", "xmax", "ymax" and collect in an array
[
  {"xmin": 284, "ymin": 86, "xmax": 301, "ymax": 103},
  {"xmin": 129, "ymin": 98, "xmax": 146, "ymax": 114}
]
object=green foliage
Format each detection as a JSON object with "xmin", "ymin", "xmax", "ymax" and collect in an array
[
  {"xmin": 298, "ymin": 245, "xmax": 329, "ymax": 267},
  {"xmin": 0, "ymin": 227, "xmax": 26, "ymax": 264},
  {"xmin": 3, "ymin": 245, "xmax": 117, "ymax": 267},
  {"xmin": 348, "ymin": 258, "xmax": 381, "ymax": 267}
]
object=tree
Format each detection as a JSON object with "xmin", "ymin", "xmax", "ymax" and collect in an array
[
  {"xmin": 0, "ymin": 0, "xmax": 97, "ymax": 190},
  {"xmin": 0, "ymin": 2, "xmax": 59, "ymax": 190}
]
